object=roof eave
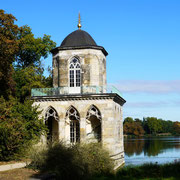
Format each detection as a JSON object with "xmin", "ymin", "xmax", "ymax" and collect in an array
[{"xmin": 51, "ymin": 45, "xmax": 108, "ymax": 56}]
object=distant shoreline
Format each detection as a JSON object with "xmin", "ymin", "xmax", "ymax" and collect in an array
[{"xmin": 124, "ymin": 133, "xmax": 180, "ymax": 138}]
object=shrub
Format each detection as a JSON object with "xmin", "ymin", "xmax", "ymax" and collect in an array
[
  {"xmin": 0, "ymin": 97, "xmax": 46, "ymax": 161},
  {"xmin": 29, "ymin": 142, "xmax": 114, "ymax": 180}
]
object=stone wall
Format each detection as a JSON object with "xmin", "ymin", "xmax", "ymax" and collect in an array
[
  {"xmin": 53, "ymin": 49, "xmax": 107, "ymax": 88},
  {"xmin": 33, "ymin": 96, "xmax": 124, "ymax": 167}
]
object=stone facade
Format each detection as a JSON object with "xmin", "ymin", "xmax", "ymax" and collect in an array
[
  {"xmin": 31, "ymin": 27, "xmax": 126, "ymax": 168},
  {"xmin": 33, "ymin": 94, "xmax": 125, "ymax": 168},
  {"xmin": 53, "ymin": 49, "xmax": 106, "ymax": 89}
]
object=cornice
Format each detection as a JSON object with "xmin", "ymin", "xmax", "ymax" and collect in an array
[{"xmin": 31, "ymin": 93, "xmax": 126, "ymax": 106}]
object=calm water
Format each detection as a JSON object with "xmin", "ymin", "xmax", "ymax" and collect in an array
[{"xmin": 124, "ymin": 137, "xmax": 180, "ymax": 166}]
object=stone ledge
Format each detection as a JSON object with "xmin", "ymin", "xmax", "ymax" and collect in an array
[{"xmin": 31, "ymin": 93, "xmax": 126, "ymax": 106}]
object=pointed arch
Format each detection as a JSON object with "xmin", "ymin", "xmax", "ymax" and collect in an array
[
  {"xmin": 65, "ymin": 105, "xmax": 80, "ymax": 121},
  {"xmin": 65, "ymin": 106, "xmax": 80, "ymax": 143},
  {"xmin": 45, "ymin": 106, "xmax": 59, "ymax": 142},
  {"xmin": 69, "ymin": 56, "xmax": 81, "ymax": 88},
  {"xmin": 45, "ymin": 106, "xmax": 59, "ymax": 122},
  {"xmin": 86, "ymin": 105, "xmax": 102, "ymax": 142},
  {"xmin": 86, "ymin": 105, "xmax": 102, "ymax": 121}
]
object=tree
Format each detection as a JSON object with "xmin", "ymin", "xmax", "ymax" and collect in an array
[
  {"xmin": 134, "ymin": 118, "xmax": 143, "ymax": 126},
  {"xmin": 0, "ymin": 10, "xmax": 55, "ymax": 161},
  {"xmin": 123, "ymin": 121, "xmax": 145, "ymax": 136},
  {"xmin": 143, "ymin": 117, "xmax": 162, "ymax": 135},
  {"xmin": 123, "ymin": 117, "xmax": 134, "ymax": 124},
  {"xmin": 173, "ymin": 122, "xmax": 180, "ymax": 135},
  {"xmin": 15, "ymin": 25, "xmax": 56, "ymax": 68},
  {"xmin": 0, "ymin": 10, "xmax": 19, "ymax": 98},
  {"xmin": 0, "ymin": 97, "xmax": 46, "ymax": 160},
  {"xmin": 14, "ymin": 66, "xmax": 47, "ymax": 102}
]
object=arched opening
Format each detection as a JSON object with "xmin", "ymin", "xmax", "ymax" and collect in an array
[
  {"xmin": 69, "ymin": 57, "xmax": 81, "ymax": 94},
  {"xmin": 45, "ymin": 107, "xmax": 59, "ymax": 142},
  {"xmin": 65, "ymin": 106, "xmax": 80, "ymax": 143},
  {"xmin": 86, "ymin": 105, "xmax": 102, "ymax": 142}
]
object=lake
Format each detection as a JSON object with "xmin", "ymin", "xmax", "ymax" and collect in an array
[{"xmin": 124, "ymin": 136, "xmax": 180, "ymax": 166}]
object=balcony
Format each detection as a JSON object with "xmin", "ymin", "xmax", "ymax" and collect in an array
[{"xmin": 31, "ymin": 85, "xmax": 122, "ymax": 97}]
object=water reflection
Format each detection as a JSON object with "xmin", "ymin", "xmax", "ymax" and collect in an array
[{"xmin": 124, "ymin": 137, "xmax": 180, "ymax": 165}]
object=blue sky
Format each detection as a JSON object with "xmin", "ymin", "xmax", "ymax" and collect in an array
[{"xmin": 1, "ymin": 0, "xmax": 180, "ymax": 121}]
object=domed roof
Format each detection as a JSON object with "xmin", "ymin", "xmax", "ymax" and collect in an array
[
  {"xmin": 60, "ymin": 29, "xmax": 97, "ymax": 47},
  {"xmin": 51, "ymin": 28, "xmax": 108, "ymax": 56}
]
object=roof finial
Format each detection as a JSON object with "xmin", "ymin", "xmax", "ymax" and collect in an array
[{"xmin": 77, "ymin": 12, "xmax": 81, "ymax": 29}]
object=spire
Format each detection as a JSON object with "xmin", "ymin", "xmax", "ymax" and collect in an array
[{"xmin": 77, "ymin": 12, "xmax": 81, "ymax": 29}]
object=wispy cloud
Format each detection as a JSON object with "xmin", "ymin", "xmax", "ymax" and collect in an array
[
  {"xmin": 125, "ymin": 101, "xmax": 169, "ymax": 108},
  {"xmin": 114, "ymin": 80, "xmax": 180, "ymax": 94}
]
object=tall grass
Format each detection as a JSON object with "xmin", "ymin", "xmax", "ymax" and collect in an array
[{"xmin": 116, "ymin": 160, "xmax": 180, "ymax": 180}]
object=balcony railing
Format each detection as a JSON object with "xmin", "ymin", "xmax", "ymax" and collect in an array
[{"xmin": 31, "ymin": 85, "xmax": 122, "ymax": 97}]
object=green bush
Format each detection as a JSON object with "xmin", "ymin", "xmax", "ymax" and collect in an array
[
  {"xmin": 0, "ymin": 97, "xmax": 46, "ymax": 161},
  {"xmin": 29, "ymin": 142, "xmax": 114, "ymax": 180}
]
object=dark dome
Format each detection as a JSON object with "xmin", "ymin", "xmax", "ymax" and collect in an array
[{"xmin": 60, "ymin": 29, "xmax": 97, "ymax": 47}]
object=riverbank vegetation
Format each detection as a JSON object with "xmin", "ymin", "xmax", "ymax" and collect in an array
[{"xmin": 123, "ymin": 117, "xmax": 180, "ymax": 137}]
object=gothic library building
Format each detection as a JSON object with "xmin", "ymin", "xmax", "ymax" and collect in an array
[{"xmin": 31, "ymin": 17, "xmax": 126, "ymax": 168}]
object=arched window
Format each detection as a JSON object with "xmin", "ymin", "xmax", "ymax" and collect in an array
[
  {"xmin": 66, "ymin": 106, "xmax": 80, "ymax": 143},
  {"xmin": 86, "ymin": 105, "xmax": 102, "ymax": 142},
  {"xmin": 69, "ymin": 57, "xmax": 81, "ymax": 87},
  {"xmin": 45, "ymin": 107, "xmax": 59, "ymax": 142}
]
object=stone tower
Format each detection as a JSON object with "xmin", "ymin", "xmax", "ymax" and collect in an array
[{"xmin": 31, "ymin": 16, "xmax": 126, "ymax": 168}]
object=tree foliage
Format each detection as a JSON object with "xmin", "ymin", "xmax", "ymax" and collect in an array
[
  {"xmin": 124, "ymin": 117, "xmax": 180, "ymax": 136},
  {"xmin": 173, "ymin": 122, "xmax": 180, "ymax": 135},
  {"xmin": 15, "ymin": 25, "xmax": 56, "ymax": 68},
  {"xmin": 0, "ymin": 97, "xmax": 46, "ymax": 160},
  {"xmin": 0, "ymin": 9, "xmax": 55, "ymax": 160},
  {"xmin": 0, "ymin": 9, "xmax": 55, "ymax": 98},
  {"xmin": 0, "ymin": 10, "xmax": 19, "ymax": 98},
  {"xmin": 14, "ymin": 66, "xmax": 50, "ymax": 102},
  {"xmin": 123, "ymin": 121, "xmax": 145, "ymax": 136}
]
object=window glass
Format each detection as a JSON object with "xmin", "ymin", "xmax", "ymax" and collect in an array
[{"xmin": 69, "ymin": 58, "xmax": 81, "ymax": 87}]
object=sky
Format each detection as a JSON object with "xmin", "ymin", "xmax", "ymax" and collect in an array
[{"xmin": 1, "ymin": 0, "xmax": 180, "ymax": 121}]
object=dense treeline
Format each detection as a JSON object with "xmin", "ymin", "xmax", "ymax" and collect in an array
[
  {"xmin": 0, "ymin": 9, "xmax": 55, "ymax": 160},
  {"xmin": 123, "ymin": 117, "xmax": 180, "ymax": 136}
]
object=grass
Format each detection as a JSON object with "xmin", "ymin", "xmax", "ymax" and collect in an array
[
  {"xmin": 0, "ymin": 161, "xmax": 179, "ymax": 180},
  {"xmin": 0, "ymin": 168, "xmax": 39, "ymax": 180}
]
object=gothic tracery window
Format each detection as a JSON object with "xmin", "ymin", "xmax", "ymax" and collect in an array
[
  {"xmin": 66, "ymin": 106, "xmax": 80, "ymax": 143},
  {"xmin": 69, "ymin": 57, "xmax": 81, "ymax": 87},
  {"xmin": 45, "ymin": 107, "xmax": 59, "ymax": 122},
  {"xmin": 86, "ymin": 105, "xmax": 102, "ymax": 142},
  {"xmin": 45, "ymin": 107, "xmax": 59, "ymax": 142}
]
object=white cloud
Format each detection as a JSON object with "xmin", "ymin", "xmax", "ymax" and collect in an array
[
  {"xmin": 124, "ymin": 101, "xmax": 169, "ymax": 108},
  {"xmin": 113, "ymin": 80, "xmax": 180, "ymax": 94}
]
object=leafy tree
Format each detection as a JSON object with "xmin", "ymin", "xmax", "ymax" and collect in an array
[
  {"xmin": 0, "ymin": 10, "xmax": 19, "ymax": 98},
  {"xmin": 15, "ymin": 25, "xmax": 56, "ymax": 68},
  {"xmin": 123, "ymin": 117, "xmax": 134, "ymax": 124},
  {"xmin": 0, "ymin": 9, "xmax": 54, "ymax": 161},
  {"xmin": 134, "ymin": 118, "xmax": 143, "ymax": 126},
  {"xmin": 14, "ymin": 66, "xmax": 47, "ymax": 102},
  {"xmin": 160, "ymin": 120, "xmax": 173, "ymax": 134},
  {"xmin": 0, "ymin": 96, "xmax": 46, "ymax": 160},
  {"xmin": 123, "ymin": 122, "xmax": 145, "ymax": 136},
  {"xmin": 143, "ymin": 117, "xmax": 162, "ymax": 134},
  {"xmin": 173, "ymin": 122, "xmax": 180, "ymax": 135}
]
